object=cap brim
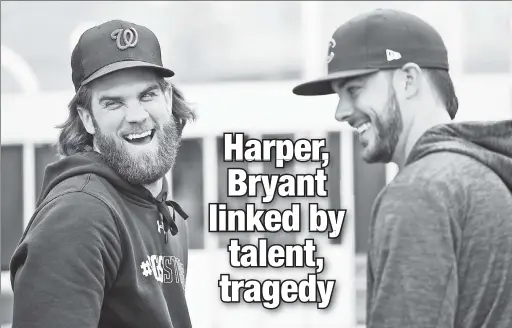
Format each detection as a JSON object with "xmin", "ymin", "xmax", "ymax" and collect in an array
[
  {"xmin": 292, "ymin": 69, "xmax": 379, "ymax": 96},
  {"xmin": 81, "ymin": 60, "xmax": 175, "ymax": 86}
]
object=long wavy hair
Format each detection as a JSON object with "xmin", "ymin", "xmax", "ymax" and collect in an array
[{"xmin": 56, "ymin": 78, "xmax": 196, "ymax": 157}]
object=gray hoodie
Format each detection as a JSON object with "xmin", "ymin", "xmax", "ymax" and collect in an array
[{"xmin": 366, "ymin": 120, "xmax": 512, "ymax": 328}]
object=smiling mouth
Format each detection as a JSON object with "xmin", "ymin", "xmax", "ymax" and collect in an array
[
  {"xmin": 355, "ymin": 122, "xmax": 371, "ymax": 135},
  {"xmin": 122, "ymin": 129, "xmax": 155, "ymax": 145}
]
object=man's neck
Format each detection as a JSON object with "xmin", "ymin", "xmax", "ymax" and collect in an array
[
  {"xmin": 144, "ymin": 178, "xmax": 164, "ymax": 198},
  {"xmin": 393, "ymin": 105, "xmax": 452, "ymax": 169}
]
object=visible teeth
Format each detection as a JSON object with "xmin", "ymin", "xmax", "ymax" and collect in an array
[
  {"xmin": 356, "ymin": 122, "xmax": 371, "ymax": 134},
  {"xmin": 126, "ymin": 130, "xmax": 152, "ymax": 140}
]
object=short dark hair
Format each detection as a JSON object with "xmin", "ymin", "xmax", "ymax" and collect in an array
[
  {"xmin": 56, "ymin": 78, "xmax": 196, "ymax": 157},
  {"xmin": 383, "ymin": 68, "xmax": 459, "ymax": 119},
  {"xmin": 423, "ymin": 68, "xmax": 459, "ymax": 120}
]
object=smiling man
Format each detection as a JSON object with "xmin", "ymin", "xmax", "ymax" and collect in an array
[
  {"xmin": 293, "ymin": 8, "xmax": 512, "ymax": 328},
  {"xmin": 10, "ymin": 20, "xmax": 196, "ymax": 328}
]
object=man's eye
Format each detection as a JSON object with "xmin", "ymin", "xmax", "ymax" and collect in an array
[
  {"xmin": 141, "ymin": 91, "xmax": 157, "ymax": 101},
  {"xmin": 347, "ymin": 86, "xmax": 358, "ymax": 94},
  {"xmin": 104, "ymin": 101, "xmax": 121, "ymax": 109}
]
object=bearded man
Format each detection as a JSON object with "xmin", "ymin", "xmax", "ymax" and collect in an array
[
  {"xmin": 10, "ymin": 20, "xmax": 196, "ymax": 328},
  {"xmin": 293, "ymin": 9, "xmax": 512, "ymax": 328}
]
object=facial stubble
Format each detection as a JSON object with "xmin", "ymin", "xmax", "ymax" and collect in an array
[{"xmin": 365, "ymin": 91, "xmax": 403, "ymax": 163}]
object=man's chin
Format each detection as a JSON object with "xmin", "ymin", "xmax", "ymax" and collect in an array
[
  {"xmin": 361, "ymin": 152, "xmax": 381, "ymax": 164},
  {"xmin": 122, "ymin": 139, "xmax": 158, "ymax": 154},
  {"xmin": 120, "ymin": 161, "xmax": 173, "ymax": 186},
  {"xmin": 361, "ymin": 146, "xmax": 392, "ymax": 164},
  {"xmin": 99, "ymin": 147, "xmax": 171, "ymax": 185},
  {"xmin": 125, "ymin": 148, "xmax": 158, "ymax": 163}
]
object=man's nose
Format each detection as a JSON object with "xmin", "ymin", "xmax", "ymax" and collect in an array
[
  {"xmin": 334, "ymin": 97, "xmax": 355, "ymax": 122},
  {"xmin": 125, "ymin": 102, "xmax": 150, "ymax": 123}
]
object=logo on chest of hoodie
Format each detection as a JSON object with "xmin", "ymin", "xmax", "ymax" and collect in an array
[{"xmin": 140, "ymin": 254, "xmax": 186, "ymax": 291}]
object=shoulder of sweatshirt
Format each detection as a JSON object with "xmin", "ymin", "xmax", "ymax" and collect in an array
[
  {"xmin": 45, "ymin": 173, "xmax": 125, "ymax": 207},
  {"xmin": 396, "ymin": 151, "xmax": 507, "ymax": 196},
  {"xmin": 11, "ymin": 186, "xmax": 124, "ymax": 286},
  {"xmin": 32, "ymin": 188, "xmax": 120, "ymax": 233},
  {"xmin": 373, "ymin": 151, "xmax": 508, "ymax": 227},
  {"xmin": 25, "ymin": 173, "xmax": 124, "ymax": 254}
]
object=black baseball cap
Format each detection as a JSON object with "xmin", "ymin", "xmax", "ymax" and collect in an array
[
  {"xmin": 293, "ymin": 9, "xmax": 449, "ymax": 96},
  {"xmin": 71, "ymin": 20, "xmax": 174, "ymax": 92}
]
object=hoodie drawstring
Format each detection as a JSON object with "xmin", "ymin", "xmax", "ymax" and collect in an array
[{"xmin": 155, "ymin": 193, "xmax": 189, "ymax": 243}]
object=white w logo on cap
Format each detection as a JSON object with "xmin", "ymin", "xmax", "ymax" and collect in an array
[{"xmin": 386, "ymin": 49, "xmax": 401, "ymax": 61}]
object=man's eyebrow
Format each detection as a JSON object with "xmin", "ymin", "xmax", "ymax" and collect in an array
[
  {"xmin": 98, "ymin": 84, "xmax": 160, "ymax": 103},
  {"xmin": 138, "ymin": 84, "xmax": 160, "ymax": 97},
  {"xmin": 99, "ymin": 95, "xmax": 123, "ymax": 103}
]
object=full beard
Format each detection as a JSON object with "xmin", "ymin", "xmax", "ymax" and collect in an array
[
  {"xmin": 364, "ymin": 92, "xmax": 403, "ymax": 163},
  {"xmin": 93, "ymin": 118, "xmax": 181, "ymax": 186}
]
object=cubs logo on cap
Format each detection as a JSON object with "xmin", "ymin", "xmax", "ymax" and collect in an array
[
  {"xmin": 326, "ymin": 38, "xmax": 336, "ymax": 64},
  {"xmin": 293, "ymin": 9, "xmax": 449, "ymax": 96},
  {"xmin": 71, "ymin": 20, "xmax": 174, "ymax": 92}
]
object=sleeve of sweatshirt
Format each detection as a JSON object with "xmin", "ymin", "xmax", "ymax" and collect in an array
[
  {"xmin": 10, "ymin": 192, "xmax": 122, "ymax": 328},
  {"xmin": 366, "ymin": 176, "xmax": 462, "ymax": 328}
]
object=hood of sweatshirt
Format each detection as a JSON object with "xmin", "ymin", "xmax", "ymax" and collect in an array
[{"xmin": 407, "ymin": 120, "xmax": 512, "ymax": 192}]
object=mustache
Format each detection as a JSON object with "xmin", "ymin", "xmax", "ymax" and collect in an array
[{"xmin": 120, "ymin": 122, "xmax": 158, "ymax": 135}]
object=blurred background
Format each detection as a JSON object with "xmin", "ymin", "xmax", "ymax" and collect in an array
[{"xmin": 1, "ymin": 1, "xmax": 511, "ymax": 327}]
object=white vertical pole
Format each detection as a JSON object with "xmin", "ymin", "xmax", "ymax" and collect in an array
[
  {"xmin": 1, "ymin": 44, "xmax": 40, "ymax": 229},
  {"xmin": 441, "ymin": 1, "xmax": 464, "ymax": 77},
  {"xmin": 2, "ymin": 43, "xmax": 40, "ymax": 293},
  {"xmin": 23, "ymin": 143, "xmax": 36, "ymax": 229},
  {"xmin": 301, "ymin": 1, "xmax": 326, "ymax": 80}
]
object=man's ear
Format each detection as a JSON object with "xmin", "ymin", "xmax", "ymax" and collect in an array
[
  {"xmin": 77, "ymin": 106, "xmax": 96, "ymax": 135},
  {"xmin": 392, "ymin": 62, "xmax": 422, "ymax": 100}
]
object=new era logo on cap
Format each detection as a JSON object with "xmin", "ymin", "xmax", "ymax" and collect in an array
[
  {"xmin": 386, "ymin": 49, "xmax": 402, "ymax": 61},
  {"xmin": 293, "ymin": 9, "xmax": 450, "ymax": 96}
]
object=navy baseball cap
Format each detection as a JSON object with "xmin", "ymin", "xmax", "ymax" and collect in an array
[
  {"xmin": 293, "ymin": 9, "xmax": 449, "ymax": 96},
  {"xmin": 71, "ymin": 20, "xmax": 174, "ymax": 92}
]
